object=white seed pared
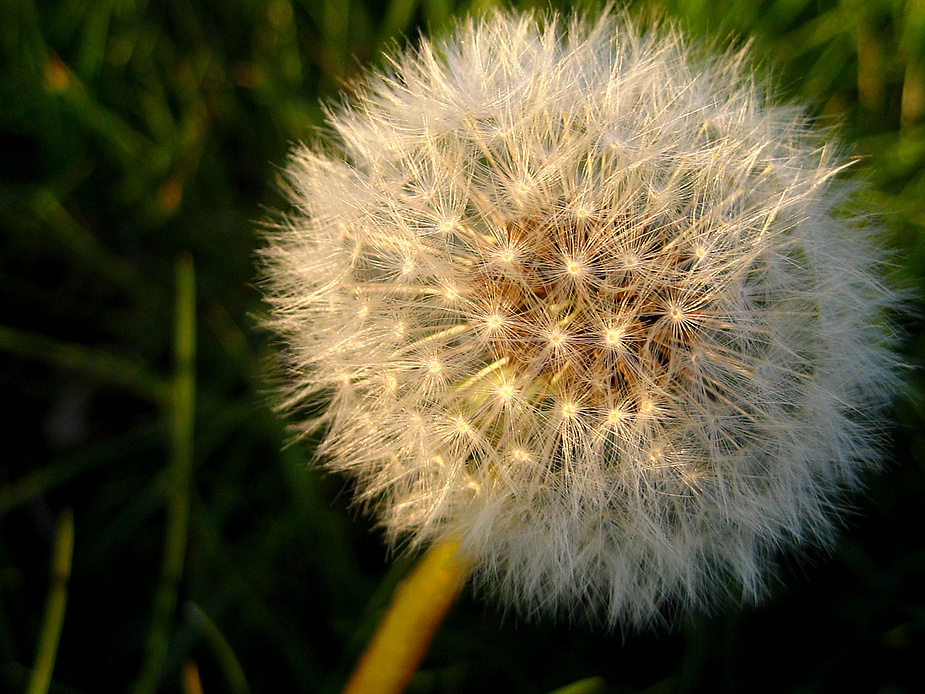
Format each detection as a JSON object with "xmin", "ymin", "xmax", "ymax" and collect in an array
[{"xmin": 260, "ymin": 10, "xmax": 904, "ymax": 627}]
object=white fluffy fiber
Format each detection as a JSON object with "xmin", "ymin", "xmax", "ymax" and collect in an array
[{"xmin": 260, "ymin": 10, "xmax": 903, "ymax": 627}]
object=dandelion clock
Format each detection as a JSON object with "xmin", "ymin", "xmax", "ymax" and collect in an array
[{"xmin": 259, "ymin": 9, "xmax": 904, "ymax": 692}]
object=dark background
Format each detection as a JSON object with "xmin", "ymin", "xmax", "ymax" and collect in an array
[{"xmin": 2, "ymin": 0, "xmax": 923, "ymax": 692}]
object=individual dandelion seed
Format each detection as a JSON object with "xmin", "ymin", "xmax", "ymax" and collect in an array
[{"xmin": 259, "ymin": 9, "xmax": 905, "ymax": 630}]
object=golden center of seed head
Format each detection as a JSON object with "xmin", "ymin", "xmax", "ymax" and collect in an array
[{"xmin": 473, "ymin": 214, "xmax": 704, "ymax": 409}]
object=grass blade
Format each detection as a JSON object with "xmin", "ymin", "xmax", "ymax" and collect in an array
[
  {"xmin": 133, "ymin": 254, "xmax": 197, "ymax": 694},
  {"xmin": 26, "ymin": 507, "xmax": 75, "ymax": 694},
  {"xmin": 0, "ymin": 325, "xmax": 168, "ymax": 403},
  {"xmin": 186, "ymin": 602, "xmax": 251, "ymax": 694}
]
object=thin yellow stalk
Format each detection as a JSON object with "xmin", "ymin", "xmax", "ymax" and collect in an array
[
  {"xmin": 27, "ymin": 507, "xmax": 74, "ymax": 694},
  {"xmin": 181, "ymin": 661, "xmax": 205, "ymax": 694},
  {"xmin": 341, "ymin": 539, "xmax": 471, "ymax": 694}
]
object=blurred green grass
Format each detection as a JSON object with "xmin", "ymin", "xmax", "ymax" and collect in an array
[{"xmin": 1, "ymin": 0, "xmax": 924, "ymax": 693}]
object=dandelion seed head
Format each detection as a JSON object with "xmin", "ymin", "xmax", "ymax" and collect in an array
[{"xmin": 260, "ymin": 9, "xmax": 905, "ymax": 628}]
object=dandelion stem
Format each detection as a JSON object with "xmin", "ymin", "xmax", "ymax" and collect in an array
[{"xmin": 341, "ymin": 538, "xmax": 470, "ymax": 694}]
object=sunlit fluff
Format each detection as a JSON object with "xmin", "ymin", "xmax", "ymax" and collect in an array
[{"xmin": 260, "ymin": 10, "xmax": 903, "ymax": 627}]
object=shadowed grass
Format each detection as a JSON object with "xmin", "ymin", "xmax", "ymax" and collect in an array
[{"xmin": 0, "ymin": 326, "xmax": 168, "ymax": 403}]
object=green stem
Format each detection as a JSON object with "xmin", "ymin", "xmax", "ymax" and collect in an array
[
  {"xmin": 27, "ymin": 508, "xmax": 74, "ymax": 694},
  {"xmin": 133, "ymin": 254, "xmax": 197, "ymax": 694}
]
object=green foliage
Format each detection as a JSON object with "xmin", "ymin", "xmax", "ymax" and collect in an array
[{"xmin": 1, "ymin": 0, "xmax": 923, "ymax": 693}]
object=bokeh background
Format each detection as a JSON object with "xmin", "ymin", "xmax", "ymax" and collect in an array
[{"xmin": 2, "ymin": 0, "xmax": 924, "ymax": 692}]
